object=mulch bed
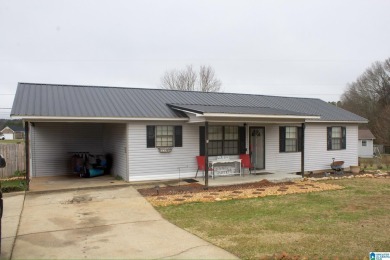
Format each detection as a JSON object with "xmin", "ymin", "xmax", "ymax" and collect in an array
[
  {"xmin": 138, "ymin": 179, "xmax": 344, "ymax": 207},
  {"xmin": 138, "ymin": 179, "xmax": 285, "ymax": 197}
]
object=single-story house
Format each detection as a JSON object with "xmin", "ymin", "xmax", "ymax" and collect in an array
[
  {"xmin": 11, "ymin": 83, "xmax": 367, "ymax": 181},
  {"xmin": 0, "ymin": 125, "xmax": 25, "ymax": 140},
  {"xmin": 358, "ymin": 129, "xmax": 375, "ymax": 158}
]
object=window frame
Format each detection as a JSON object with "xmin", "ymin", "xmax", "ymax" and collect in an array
[
  {"xmin": 208, "ymin": 126, "xmax": 239, "ymax": 156},
  {"xmin": 155, "ymin": 125, "xmax": 174, "ymax": 147},
  {"xmin": 327, "ymin": 126, "xmax": 346, "ymax": 151},
  {"xmin": 362, "ymin": 140, "xmax": 367, "ymax": 146},
  {"xmin": 146, "ymin": 125, "xmax": 182, "ymax": 148},
  {"xmin": 279, "ymin": 126, "xmax": 302, "ymax": 153}
]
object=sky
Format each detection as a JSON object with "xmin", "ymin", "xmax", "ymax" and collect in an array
[{"xmin": 1, "ymin": 0, "xmax": 390, "ymax": 118}]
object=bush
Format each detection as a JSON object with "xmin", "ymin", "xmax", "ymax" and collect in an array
[{"xmin": 13, "ymin": 170, "xmax": 26, "ymax": 177}]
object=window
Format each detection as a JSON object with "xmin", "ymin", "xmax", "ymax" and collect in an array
[
  {"xmin": 327, "ymin": 126, "xmax": 346, "ymax": 150},
  {"xmin": 362, "ymin": 140, "xmax": 367, "ymax": 146},
  {"xmin": 285, "ymin": 127, "xmax": 297, "ymax": 152},
  {"xmin": 146, "ymin": 125, "xmax": 182, "ymax": 148},
  {"xmin": 156, "ymin": 126, "xmax": 174, "ymax": 147},
  {"xmin": 224, "ymin": 126, "xmax": 238, "ymax": 154},
  {"xmin": 207, "ymin": 126, "xmax": 239, "ymax": 156},
  {"xmin": 208, "ymin": 126, "xmax": 223, "ymax": 156},
  {"xmin": 199, "ymin": 126, "xmax": 246, "ymax": 156},
  {"xmin": 279, "ymin": 126, "xmax": 302, "ymax": 152}
]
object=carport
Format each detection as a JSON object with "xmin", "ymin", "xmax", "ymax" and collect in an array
[{"xmin": 26, "ymin": 121, "xmax": 128, "ymax": 182}]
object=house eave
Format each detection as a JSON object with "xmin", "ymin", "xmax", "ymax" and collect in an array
[
  {"xmin": 305, "ymin": 120, "xmax": 368, "ymax": 124},
  {"xmin": 202, "ymin": 113, "xmax": 320, "ymax": 120},
  {"xmin": 11, "ymin": 115, "xmax": 189, "ymax": 123}
]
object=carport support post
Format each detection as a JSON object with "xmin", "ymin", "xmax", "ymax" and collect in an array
[
  {"xmin": 204, "ymin": 121, "xmax": 209, "ymax": 188},
  {"xmin": 25, "ymin": 121, "xmax": 30, "ymax": 191},
  {"xmin": 301, "ymin": 123, "xmax": 305, "ymax": 177}
]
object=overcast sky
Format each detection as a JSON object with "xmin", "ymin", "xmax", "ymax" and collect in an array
[{"xmin": 1, "ymin": 0, "xmax": 390, "ymax": 118}]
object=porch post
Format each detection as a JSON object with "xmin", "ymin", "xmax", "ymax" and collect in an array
[
  {"xmin": 204, "ymin": 121, "xmax": 209, "ymax": 188},
  {"xmin": 301, "ymin": 123, "xmax": 305, "ymax": 177},
  {"xmin": 25, "ymin": 121, "xmax": 30, "ymax": 191}
]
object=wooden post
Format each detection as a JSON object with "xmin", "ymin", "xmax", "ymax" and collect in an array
[
  {"xmin": 204, "ymin": 121, "xmax": 209, "ymax": 188},
  {"xmin": 25, "ymin": 122, "xmax": 30, "ymax": 191},
  {"xmin": 301, "ymin": 123, "xmax": 305, "ymax": 177}
]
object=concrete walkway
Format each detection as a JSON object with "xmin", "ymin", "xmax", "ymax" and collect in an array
[
  {"xmin": 1, "ymin": 192, "xmax": 25, "ymax": 260},
  {"xmin": 3, "ymin": 187, "xmax": 237, "ymax": 259}
]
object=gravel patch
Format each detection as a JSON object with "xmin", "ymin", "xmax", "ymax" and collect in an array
[{"xmin": 141, "ymin": 180, "xmax": 344, "ymax": 207}]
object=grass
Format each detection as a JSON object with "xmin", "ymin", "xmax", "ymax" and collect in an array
[
  {"xmin": 0, "ymin": 139, "xmax": 24, "ymax": 144},
  {"xmin": 156, "ymin": 178, "xmax": 390, "ymax": 259},
  {"xmin": 0, "ymin": 179, "xmax": 27, "ymax": 192},
  {"xmin": 0, "ymin": 170, "xmax": 27, "ymax": 192}
]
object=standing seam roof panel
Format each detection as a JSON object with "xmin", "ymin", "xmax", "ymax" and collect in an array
[{"xmin": 10, "ymin": 83, "xmax": 367, "ymax": 122}]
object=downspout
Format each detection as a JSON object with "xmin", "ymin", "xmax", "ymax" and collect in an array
[
  {"xmin": 24, "ymin": 121, "xmax": 30, "ymax": 191},
  {"xmin": 204, "ymin": 121, "xmax": 209, "ymax": 188},
  {"xmin": 301, "ymin": 123, "xmax": 305, "ymax": 178}
]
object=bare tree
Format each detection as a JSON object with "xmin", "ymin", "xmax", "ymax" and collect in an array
[
  {"xmin": 340, "ymin": 57, "xmax": 390, "ymax": 144},
  {"xmin": 161, "ymin": 65, "xmax": 222, "ymax": 92},
  {"xmin": 161, "ymin": 65, "xmax": 197, "ymax": 91},
  {"xmin": 199, "ymin": 65, "xmax": 222, "ymax": 92}
]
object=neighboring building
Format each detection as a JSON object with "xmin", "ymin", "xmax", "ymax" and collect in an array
[
  {"xmin": 11, "ymin": 83, "xmax": 368, "ymax": 181},
  {"xmin": 0, "ymin": 125, "xmax": 24, "ymax": 140},
  {"xmin": 358, "ymin": 129, "xmax": 375, "ymax": 158}
]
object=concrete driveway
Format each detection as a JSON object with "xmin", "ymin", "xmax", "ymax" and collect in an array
[{"xmin": 8, "ymin": 187, "xmax": 237, "ymax": 259}]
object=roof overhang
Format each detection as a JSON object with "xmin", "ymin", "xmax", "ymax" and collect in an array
[
  {"xmin": 305, "ymin": 120, "xmax": 369, "ymax": 124},
  {"xmin": 168, "ymin": 103, "xmax": 320, "ymax": 123},
  {"xmin": 11, "ymin": 115, "xmax": 188, "ymax": 123}
]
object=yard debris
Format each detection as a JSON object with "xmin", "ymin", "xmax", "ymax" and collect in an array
[{"xmin": 142, "ymin": 180, "xmax": 343, "ymax": 207}]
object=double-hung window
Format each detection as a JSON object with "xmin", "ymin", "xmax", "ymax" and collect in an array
[
  {"xmin": 207, "ymin": 126, "xmax": 239, "ymax": 156},
  {"xmin": 223, "ymin": 126, "xmax": 239, "ymax": 154},
  {"xmin": 146, "ymin": 125, "xmax": 182, "ymax": 148},
  {"xmin": 156, "ymin": 126, "xmax": 174, "ymax": 147},
  {"xmin": 279, "ymin": 126, "xmax": 302, "ymax": 152},
  {"xmin": 208, "ymin": 126, "xmax": 223, "ymax": 155},
  {"xmin": 327, "ymin": 126, "xmax": 346, "ymax": 150},
  {"xmin": 199, "ymin": 125, "xmax": 246, "ymax": 156}
]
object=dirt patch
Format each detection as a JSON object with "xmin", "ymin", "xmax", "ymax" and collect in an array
[
  {"xmin": 138, "ymin": 179, "xmax": 278, "ymax": 197},
  {"xmin": 138, "ymin": 180, "xmax": 344, "ymax": 206}
]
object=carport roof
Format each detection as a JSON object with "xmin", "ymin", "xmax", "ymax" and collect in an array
[{"xmin": 11, "ymin": 83, "xmax": 367, "ymax": 122}]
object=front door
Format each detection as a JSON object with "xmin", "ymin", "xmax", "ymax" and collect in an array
[{"xmin": 249, "ymin": 127, "xmax": 265, "ymax": 170}]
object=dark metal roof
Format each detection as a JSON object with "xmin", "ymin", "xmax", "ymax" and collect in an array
[
  {"xmin": 168, "ymin": 104, "xmax": 315, "ymax": 117},
  {"xmin": 11, "ymin": 83, "xmax": 367, "ymax": 122}
]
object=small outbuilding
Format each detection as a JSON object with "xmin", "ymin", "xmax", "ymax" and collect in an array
[
  {"xmin": 0, "ymin": 125, "xmax": 25, "ymax": 140},
  {"xmin": 358, "ymin": 129, "xmax": 375, "ymax": 158}
]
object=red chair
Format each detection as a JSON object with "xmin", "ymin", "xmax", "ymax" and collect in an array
[
  {"xmin": 240, "ymin": 154, "xmax": 254, "ymax": 175},
  {"xmin": 195, "ymin": 156, "xmax": 213, "ymax": 178}
]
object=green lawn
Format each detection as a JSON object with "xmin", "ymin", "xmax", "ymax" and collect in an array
[
  {"xmin": 0, "ymin": 179, "xmax": 27, "ymax": 192},
  {"xmin": 0, "ymin": 139, "xmax": 24, "ymax": 144},
  {"xmin": 157, "ymin": 178, "xmax": 390, "ymax": 259}
]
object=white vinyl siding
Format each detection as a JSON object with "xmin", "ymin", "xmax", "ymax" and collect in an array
[
  {"xmin": 264, "ymin": 125, "xmax": 302, "ymax": 173},
  {"xmin": 305, "ymin": 124, "xmax": 358, "ymax": 171},
  {"xmin": 31, "ymin": 123, "xmax": 104, "ymax": 177},
  {"xmin": 358, "ymin": 139, "xmax": 374, "ymax": 158},
  {"xmin": 127, "ymin": 122, "xmax": 198, "ymax": 181},
  {"xmin": 102, "ymin": 124, "xmax": 127, "ymax": 180}
]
